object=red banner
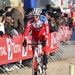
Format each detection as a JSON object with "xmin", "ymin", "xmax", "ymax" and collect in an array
[
  {"xmin": 0, "ymin": 35, "xmax": 8, "ymax": 65},
  {"xmin": 0, "ymin": 25, "xmax": 72, "ymax": 66},
  {"xmin": 50, "ymin": 32, "xmax": 58, "ymax": 53}
]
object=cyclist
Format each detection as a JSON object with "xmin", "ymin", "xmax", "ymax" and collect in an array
[{"xmin": 22, "ymin": 8, "xmax": 49, "ymax": 71}]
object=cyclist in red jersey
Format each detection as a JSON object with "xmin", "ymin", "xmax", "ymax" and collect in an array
[{"xmin": 22, "ymin": 8, "xmax": 49, "ymax": 69}]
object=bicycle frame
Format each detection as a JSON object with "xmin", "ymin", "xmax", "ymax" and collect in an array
[{"xmin": 28, "ymin": 43, "xmax": 43, "ymax": 75}]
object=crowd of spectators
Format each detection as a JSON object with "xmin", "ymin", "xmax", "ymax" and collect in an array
[
  {"xmin": 0, "ymin": 6, "xmax": 25, "ymax": 37},
  {"xmin": 0, "ymin": 4, "xmax": 74, "ymax": 37}
]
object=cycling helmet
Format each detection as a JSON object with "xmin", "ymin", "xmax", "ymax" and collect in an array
[{"xmin": 32, "ymin": 8, "xmax": 42, "ymax": 16}]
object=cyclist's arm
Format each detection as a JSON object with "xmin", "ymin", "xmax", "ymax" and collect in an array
[{"xmin": 24, "ymin": 23, "xmax": 32, "ymax": 40}]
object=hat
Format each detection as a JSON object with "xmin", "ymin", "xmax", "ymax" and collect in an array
[{"xmin": 46, "ymin": 4, "xmax": 51, "ymax": 11}]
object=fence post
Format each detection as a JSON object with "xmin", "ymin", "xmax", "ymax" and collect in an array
[{"xmin": 69, "ymin": 64, "xmax": 75, "ymax": 75}]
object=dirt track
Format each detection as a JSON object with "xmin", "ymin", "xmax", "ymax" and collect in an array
[{"xmin": 0, "ymin": 43, "xmax": 75, "ymax": 75}]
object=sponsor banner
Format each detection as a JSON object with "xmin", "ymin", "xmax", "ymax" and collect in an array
[
  {"xmin": 50, "ymin": 32, "xmax": 58, "ymax": 53},
  {"xmin": 0, "ymin": 26, "xmax": 72, "ymax": 65},
  {"xmin": 0, "ymin": 36, "xmax": 8, "ymax": 65}
]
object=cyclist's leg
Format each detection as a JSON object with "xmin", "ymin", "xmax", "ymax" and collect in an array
[{"xmin": 43, "ymin": 54, "xmax": 48, "ymax": 69}]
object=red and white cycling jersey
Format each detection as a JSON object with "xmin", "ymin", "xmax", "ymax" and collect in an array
[
  {"xmin": 24, "ymin": 20, "xmax": 49, "ymax": 41},
  {"xmin": 24, "ymin": 16, "xmax": 50, "ymax": 54}
]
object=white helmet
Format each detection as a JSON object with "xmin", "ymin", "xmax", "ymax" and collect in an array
[{"xmin": 32, "ymin": 8, "xmax": 42, "ymax": 16}]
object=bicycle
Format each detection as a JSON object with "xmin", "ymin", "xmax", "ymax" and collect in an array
[{"xmin": 28, "ymin": 42, "xmax": 47, "ymax": 75}]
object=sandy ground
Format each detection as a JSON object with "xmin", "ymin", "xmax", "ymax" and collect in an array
[{"xmin": 0, "ymin": 42, "xmax": 75, "ymax": 75}]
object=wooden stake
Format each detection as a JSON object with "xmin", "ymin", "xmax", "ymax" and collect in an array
[{"xmin": 69, "ymin": 64, "xmax": 75, "ymax": 75}]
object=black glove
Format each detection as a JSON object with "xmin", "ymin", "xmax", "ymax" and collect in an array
[
  {"xmin": 22, "ymin": 40, "xmax": 27, "ymax": 47},
  {"xmin": 42, "ymin": 40, "xmax": 46, "ymax": 47}
]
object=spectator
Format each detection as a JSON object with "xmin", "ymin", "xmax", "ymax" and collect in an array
[
  {"xmin": 0, "ymin": 16, "xmax": 5, "ymax": 36},
  {"xmin": 72, "ymin": 17, "xmax": 75, "ymax": 30},
  {"xmin": 24, "ymin": 7, "xmax": 34, "ymax": 28},
  {"xmin": 48, "ymin": 12, "xmax": 58, "ymax": 32},
  {"xmin": 26, "ymin": 7, "xmax": 34, "ymax": 19},
  {"xmin": 12, "ymin": 6, "xmax": 25, "ymax": 33},
  {"xmin": 41, "ymin": 9, "xmax": 58, "ymax": 32},
  {"xmin": 41, "ymin": 9, "xmax": 49, "ymax": 20},
  {"xmin": 53, "ymin": 11, "xmax": 62, "ymax": 28},
  {"xmin": 63, "ymin": 13, "xmax": 73, "ymax": 29},
  {"xmin": 4, "ymin": 12, "xmax": 15, "ymax": 34},
  {"xmin": 2, "ymin": 6, "xmax": 12, "ymax": 18},
  {"xmin": 68, "ymin": 17, "xmax": 73, "ymax": 29},
  {"xmin": 45, "ymin": 4, "xmax": 52, "ymax": 12},
  {"xmin": 63, "ymin": 13, "xmax": 68, "ymax": 25}
]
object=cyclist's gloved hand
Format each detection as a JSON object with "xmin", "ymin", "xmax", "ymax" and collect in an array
[
  {"xmin": 22, "ymin": 40, "xmax": 27, "ymax": 47},
  {"xmin": 42, "ymin": 40, "xmax": 46, "ymax": 47}
]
